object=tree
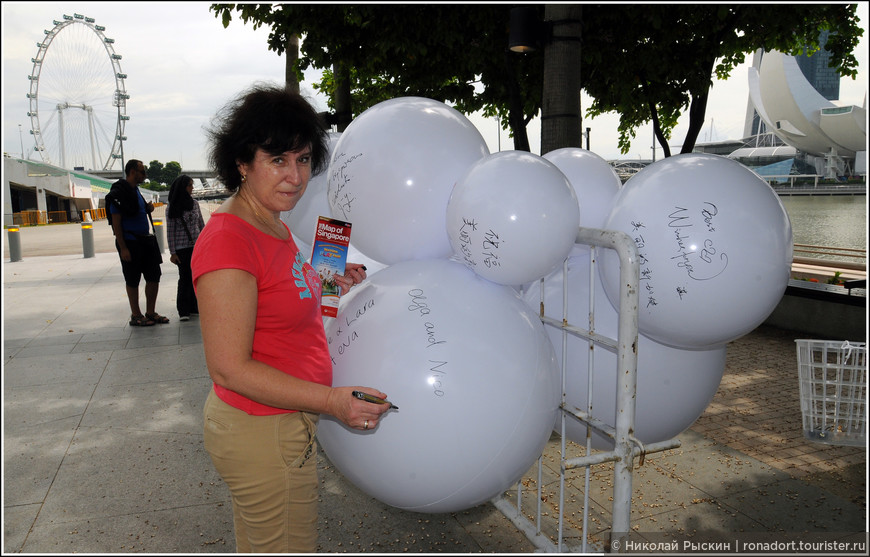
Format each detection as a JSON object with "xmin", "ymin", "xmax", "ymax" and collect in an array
[
  {"xmin": 147, "ymin": 160, "xmax": 164, "ymax": 183},
  {"xmin": 210, "ymin": 4, "xmax": 863, "ymax": 157},
  {"xmin": 580, "ymin": 4, "xmax": 864, "ymax": 156},
  {"xmin": 144, "ymin": 160, "xmax": 182, "ymax": 188},
  {"xmin": 162, "ymin": 161, "xmax": 182, "ymax": 186},
  {"xmin": 210, "ymin": 4, "xmax": 542, "ymax": 149}
]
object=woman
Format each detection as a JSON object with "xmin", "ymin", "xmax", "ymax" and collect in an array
[
  {"xmin": 166, "ymin": 174, "xmax": 204, "ymax": 321},
  {"xmin": 191, "ymin": 83, "xmax": 392, "ymax": 553}
]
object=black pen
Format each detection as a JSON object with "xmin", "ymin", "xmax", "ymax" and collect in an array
[{"xmin": 352, "ymin": 390, "xmax": 398, "ymax": 410}]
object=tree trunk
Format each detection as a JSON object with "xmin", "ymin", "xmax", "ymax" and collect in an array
[
  {"xmin": 680, "ymin": 56, "xmax": 716, "ymax": 154},
  {"xmin": 680, "ymin": 89, "xmax": 710, "ymax": 154},
  {"xmin": 333, "ymin": 61, "xmax": 352, "ymax": 132},
  {"xmin": 540, "ymin": 4, "xmax": 583, "ymax": 155},
  {"xmin": 645, "ymin": 95, "xmax": 672, "ymax": 158},
  {"xmin": 284, "ymin": 34, "xmax": 300, "ymax": 94}
]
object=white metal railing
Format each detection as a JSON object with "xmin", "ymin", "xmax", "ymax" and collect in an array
[{"xmin": 492, "ymin": 227, "xmax": 681, "ymax": 552}]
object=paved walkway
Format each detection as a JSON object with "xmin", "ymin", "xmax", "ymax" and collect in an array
[{"xmin": 3, "ymin": 220, "xmax": 867, "ymax": 553}]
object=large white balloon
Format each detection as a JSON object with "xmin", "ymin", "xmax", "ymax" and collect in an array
[
  {"xmin": 326, "ymin": 97, "xmax": 489, "ymax": 265},
  {"xmin": 319, "ymin": 259, "xmax": 560, "ymax": 513},
  {"xmin": 281, "ymin": 132, "xmax": 341, "ymax": 247},
  {"xmin": 523, "ymin": 255, "xmax": 726, "ymax": 450},
  {"xmin": 599, "ymin": 154, "xmax": 792, "ymax": 349},
  {"xmin": 446, "ymin": 151, "xmax": 580, "ymax": 286},
  {"xmin": 543, "ymin": 148, "xmax": 621, "ymax": 231}
]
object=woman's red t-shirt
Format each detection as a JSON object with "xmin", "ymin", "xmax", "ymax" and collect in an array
[{"xmin": 191, "ymin": 212, "xmax": 329, "ymax": 415}]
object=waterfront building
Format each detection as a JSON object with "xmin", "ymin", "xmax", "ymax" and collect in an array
[{"xmin": 737, "ymin": 33, "xmax": 866, "ymax": 180}]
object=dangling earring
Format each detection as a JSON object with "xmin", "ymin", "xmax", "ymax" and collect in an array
[{"xmin": 240, "ymin": 174, "xmax": 247, "ymax": 183}]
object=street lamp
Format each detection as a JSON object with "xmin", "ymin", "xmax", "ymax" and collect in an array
[{"xmin": 508, "ymin": 7, "xmax": 543, "ymax": 53}]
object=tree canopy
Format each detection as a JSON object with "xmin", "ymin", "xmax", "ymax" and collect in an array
[
  {"xmin": 210, "ymin": 3, "xmax": 863, "ymax": 156},
  {"xmin": 211, "ymin": 3, "xmax": 541, "ymax": 150},
  {"xmin": 580, "ymin": 4, "xmax": 864, "ymax": 156},
  {"xmin": 146, "ymin": 160, "xmax": 182, "ymax": 188}
]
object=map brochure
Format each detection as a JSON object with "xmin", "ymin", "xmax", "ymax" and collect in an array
[{"xmin": 310, "ymin": 215, "xmax": 352, "ymax": 318}]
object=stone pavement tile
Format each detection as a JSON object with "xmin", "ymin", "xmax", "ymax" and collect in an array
[
  {"xmin": 71, "ymin": 338, "xmax": 130, "ymax": 354},
  {"xmin": 21, "ymin": 332, "xmax": 83, "ymax": 347},
  {"xmin": 11, "ymin": 342, "xmax": 79, "ymax": 358},
  {"xmin": 125, "ymin": 329, "xmax": 192, "ymax": 350},
  {"xmin": 2, "ymin": 503, "xmax": 40, "ymax": 553},
  {"xmin": 98, "ymin": 344, "xmax": 208, "ymax": 385},
  {"xmin": 32, "ymin": 427, "xmax": 223, "ymax": 527},
  {"xmin": 81, "ymin": 376, "xmax": 212, "ymax": 435},
  {"xmin": 315, "ymin": 450, "xmax": 537, "ymax": 553},
  {"xmin": 78, "ymin": 326, "xmax": 135, "ymax": 343},
  {"xmin": 628, "ymin": 497, "xmax": 765, "ymax": 540},
  {"xmin": 18, "ymin": 501, "xmax": 233, "ymax": 554},
  {"xmin": 801, "ymin": 462, "xmax": 867, "ymax": 509},
  {"xmin": 718, "ymin": 478, "xmax": 865, "ymax": 533},
  {"xmin": 652, "ymin": 443, "xmax": 790, "ymax": 498},
  {"xmin": 3, "ymin": 349, "xmax": 109, "ymax": 391},
  {"xmin": 178, "ymin": 322, "xmax": 204, "ymax": 346},
  {"xmin": 2, "ymin": 415, "xmax": 82, "ymax": 507},
  {"xmin": 453, "ymin": 503, "xmax": 540, "ymax": 553}
]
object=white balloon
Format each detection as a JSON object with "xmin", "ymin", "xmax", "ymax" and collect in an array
[
  {"xmin": 523, "ymin": 255, "xmax": 726, "ymax": 450},
  {"xmin": 327, "ymin": 98, "xmax": 489, "ymax": 265},
  {"xmin": 319, "ymin": 259, "xmax": 560, "ymax": 513},
  {"xmin": 599, "ymin": 154, "xmax": 792, "ymax": 349},
  {"xmin": 446, "ymin": 151, "xmax": 580, "ymax": 286},
  {"xmin": 543, "ymin": 147, "xmax": 621, "ymax": 231},
  {"xmin": 281, "ymin": 132, "xmax": 341, "ymax": 246}
]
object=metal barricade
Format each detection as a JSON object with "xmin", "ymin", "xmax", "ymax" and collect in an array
[{"xmin": 492, "ymin": 227, "xmax": 681, "ymax": 552}]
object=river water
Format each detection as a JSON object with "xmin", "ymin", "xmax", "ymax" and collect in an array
[{"xmin": 778, "ymin": 195, "xmax": 867, "ymax": 263}]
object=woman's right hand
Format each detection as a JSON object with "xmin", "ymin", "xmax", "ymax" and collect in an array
[{"xmin": 327, "ymin": 386, "xmax": 393, "ymax": 431}]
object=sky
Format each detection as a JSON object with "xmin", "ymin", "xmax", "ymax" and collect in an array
[{"xmin": 2, "ymin": 1, "xmax": 868, "ymax": 172}]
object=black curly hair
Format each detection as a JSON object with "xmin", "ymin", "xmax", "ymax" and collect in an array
[{"xmin": 206, "ymin": 82, "xmax": 329, "ymax": 192}]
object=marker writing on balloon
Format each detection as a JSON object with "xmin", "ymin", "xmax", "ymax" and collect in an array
[{"xmin": 352, "ymin": 390, "xmax": 398, "ymax": 410}]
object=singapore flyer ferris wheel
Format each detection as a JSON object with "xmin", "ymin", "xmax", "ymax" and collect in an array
[{"xmin": 26, "ymin": 13, "xmax": 129, "ymax": 171}]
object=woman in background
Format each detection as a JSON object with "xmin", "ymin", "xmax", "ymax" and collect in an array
[{"xmin": 166, "ymin": 174, "xmax": 204, "ymax": 321}]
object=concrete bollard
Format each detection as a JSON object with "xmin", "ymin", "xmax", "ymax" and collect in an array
[
  {"xmin": 7, "ymin": 225, "xmax": 23, "ymax": 262},
  {"xmin": 81, "ymin": 222, "xmax": 95, "ymax": 258},
  {"xmin": 153, "ymin": 219, "xmax": 165, "ymax": 253}
]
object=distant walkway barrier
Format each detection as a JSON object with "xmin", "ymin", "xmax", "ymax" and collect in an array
[
  {"xmin": 10, "ymin": 204, "xmax": 165, "ymax": 228},
  {"xmin": 12, "ymin": 211, "xmax": 48, "ymax": 226},
  {"xmin": 765, "ymin": 174, "xmax": 821, "ymax": 187},
  {"xmin": 81, "ymin": 208, "xmax": 107, "ymax": 222}
]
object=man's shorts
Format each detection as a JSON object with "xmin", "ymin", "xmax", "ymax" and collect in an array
[{"xmin": 117, "ymin": 236, "xmax": 162, "ymax": 287}]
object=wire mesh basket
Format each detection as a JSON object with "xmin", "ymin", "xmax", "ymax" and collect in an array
[{"xmin": 795, "ymin": 339, "xmax": 867, "ymax": 446}]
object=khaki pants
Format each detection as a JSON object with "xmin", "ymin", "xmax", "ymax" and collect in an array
[{"xmin": 203, "ymin": 390, "xmax": 319, "ymax": 553}]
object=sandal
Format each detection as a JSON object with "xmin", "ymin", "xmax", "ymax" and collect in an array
[
  {"xmin": 130, "ymin": 314, "xmax": 156, "ymax": 327},
  {"xmin": 145, "ymin": 312, "xmax": 170, "ymax": 324}
]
